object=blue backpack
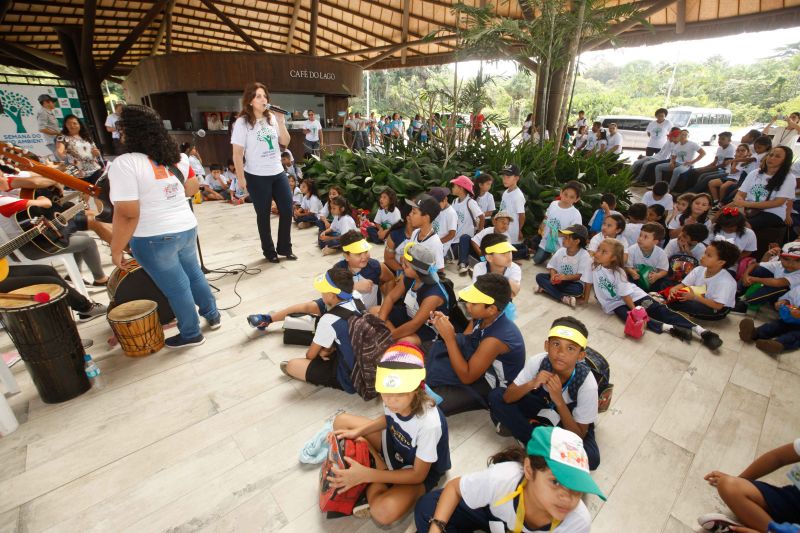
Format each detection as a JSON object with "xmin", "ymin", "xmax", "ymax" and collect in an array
[{"xmin": 538, "ymin": 347, "xmax": 613, "ymax": 413}]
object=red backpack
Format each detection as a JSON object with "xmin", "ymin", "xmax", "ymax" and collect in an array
[{"xmin": 319, "ymin": 433, "xmax": 373, "ymax": 517}]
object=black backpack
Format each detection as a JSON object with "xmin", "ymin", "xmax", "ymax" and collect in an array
[
  {"xmin": 327, "ymin": 301, "xmax": 394, "ymax": 401},
  {"xmin": 437, "ymin": 274, "xmax": 469, "ymax": 333},
  {"xmin": 538, "ymin": 347, "xmax": 613, "ymax": 413}
]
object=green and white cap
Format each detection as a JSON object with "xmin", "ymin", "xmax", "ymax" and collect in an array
[{"xmin": 526, "ymin": 427, "xmax": 606, "ymax": 500}]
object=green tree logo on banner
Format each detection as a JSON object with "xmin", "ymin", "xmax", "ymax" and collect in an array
[{"xmin": 0, "ymin": 90, "xmax": 34, "ymax": 133}]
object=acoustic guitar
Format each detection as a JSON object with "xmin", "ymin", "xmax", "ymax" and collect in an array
[
  {"xmin": 0, "ymin": 142, "xmax": 113, "ymax": 222},
  {"xmin": 0, "ymin": 219, "xmax": 49, "ymax": 282},
  {"xmin": 15, "ymin": 197, "xmax": 88, "ymax": 254}
]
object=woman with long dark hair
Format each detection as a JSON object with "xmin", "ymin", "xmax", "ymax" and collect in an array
[
  {"xmin": 55, "ymin": 114, "xmax": 104, "ymax": 183},
  {"xmin": 733, "ymin": 146, "xmax": 795, "ymax": 230},
  {"xmin": 230, "ymin": 82, "xmax": 295, "ymax": 262},
  {"xmin": 109, "ymin": 105, "xmax": 220, "ymax": 349}
]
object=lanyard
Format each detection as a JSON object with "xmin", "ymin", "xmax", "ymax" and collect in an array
[{"xmin": 493, "ymin": 480, "xmax": 561, "ymax": 532}]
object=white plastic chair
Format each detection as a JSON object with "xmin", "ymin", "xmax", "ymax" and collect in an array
[{"xmin": 0, "ymin": 225, "xmax": 90, "ymax": 297}]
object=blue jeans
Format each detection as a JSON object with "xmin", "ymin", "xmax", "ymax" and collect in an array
[
  {"xmin": 129, "ymin": 227, "xmax": 219, "ymax": 340},
  {"xmin": 366, "ymin": 225, "xmax": 385, "ymax": 244},
  {"xmin": 535, "ymin": 273, "xmax": 584, "ymax": 301},
  {"xmin": 455, "ymin": 234, "xmax": 477, "ymax": 265},
  {"xmin": 532, "ymin": 246, "xmax": 552, "ymax": 265}
]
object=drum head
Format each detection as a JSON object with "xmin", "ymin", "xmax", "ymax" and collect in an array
[
  {"xmin": 107, "ymin": 299, "xmax": 158, "ymax": 322},
  {"xmin": 0, "ymin": 283, "xmax": 64, "ymax": 310}
]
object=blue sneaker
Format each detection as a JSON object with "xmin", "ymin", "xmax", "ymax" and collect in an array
[
  {"xmin": 165, "ymin": 334, "xmax": 205, "ymax": 349},
  {"xmin": 247, "ymin": 314, "xmax": 272, "ymax": 330}
]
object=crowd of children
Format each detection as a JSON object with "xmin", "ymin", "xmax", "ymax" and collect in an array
[{"xmin": 229, "ymin": 135, "xmax": 798, "ymax": 531}]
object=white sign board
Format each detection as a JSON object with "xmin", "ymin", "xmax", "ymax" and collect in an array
[{"xmin": 0, "ymin": 84, "xmax": 85, "ymax": 157}]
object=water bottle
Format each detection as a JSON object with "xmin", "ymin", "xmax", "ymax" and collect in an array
[{"xmin": 84, "ymin": 354, "xmax": 105, "ymax": 390}]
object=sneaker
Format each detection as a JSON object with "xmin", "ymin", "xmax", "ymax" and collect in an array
[
  {"xmin": 697, "ymin": 513, "xmax": 742, "ymax": 532},
  {"xmin": 561, "ymin": 295, "xmax": 576, "ymax": 308},
  {"xmin": 458, "ymin": 264, "xmax": 469, "ymax": 275},
  {"xmin": 207, "ymin": 315, "xmax": 221, "ymax": 330},
  {"xmin": 164, "ymin": 334, "xmax": 205, "ymax": 349},
  {"xmin": 669, "ymin": 326, "xmax": 693, "ymax": 343},
  {"xmin": 755, "ymin": 339, "xmax": 784, "ymax": 355},
  {"xmin": 701, "ymin": 330, "xmax": 723, "ymax": 351},
  {"xmin": 445, "ymin": 256, "xmax": 456, "ymax": 265},
  {"xmin": 321, "ymin": 246, "xmax": 340, "ymax": 256},
  {"xmin": 279, "ymin": 360, "xmax": 290, "ymax": 376},
  {"xmin": 247, "ymin": 314, "xmax": 272, "ymax": 330},
  {"xmin": 738, "ymin": 318, "xmax": 755, "ymax": 342},
  {"xmin": 352, "ymin": 493, "xmax": 371, "ymax": 519},
  {"xmin": 77, "ymin": 302, "xmax": 107, "ymax": 322},
  {"xmin": 729, "ymin": 301, "xmax": 748, "ymax": 315},
  {"xmin": 81, "ymin": 338, "xmax": 94, "ymax": 349}
]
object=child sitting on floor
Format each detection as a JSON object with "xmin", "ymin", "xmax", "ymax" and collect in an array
[
  {"xmin": 429, "ymin": 187, "xmax": 458, "ymax": 260},
  {"xmin": 293, "ymin": 178, "xmax": 323, "ymax": 228},
  {"xmin": 699, "ymin": 439, "xmax": 800, "ymax": 532},
  {"xmin": 472, "ymin": 233, "xmax": 521, "ymax": 297},
  {"xmin": 582, "ymin": 238, "xmax": 723, "ymax": 350},
  {"xmin": 622, "ymin": 202, "xmax": 647, "ymax": 245},
  {"xmin": 488, "ymin": 316, "xmax": 600, "ymax": 470},
  {"xmin": 248, "ymin": 268, "xmax": 362, "ymax": 393},
  {"xmin": 536, "ymin": 224, "xmax": 591, "ymax": 308},
  {"xmin": 315, "ymin": 185, "xmax": 344, "ymax": 232},
  {"xmin": 377, "ymin": 242, "xmax": 448, "ymax": 343},
  {"xmin": 533, "ymin": 180, "xmax": 583, "ymax": 265},
  {"xmin": 668, "ymin": 192, "xmax": 713, "ymax": 239},
  {"xmin": 318, "ymin": 195, "xmax": 358, "ymax": 255},
  {"xmin": 450, "ymin": 175, "xmax": 484, "ymax": 275},
  {"xmin": 406, "ymin": 193, "xmax": 444, "ymax": 271},
  {"xmin": 288, "ymin": 174, "xmax": 302, "ymax": 206},
  {"xmin": 414, "ymin": 426, "xmax": 604, "ymax": 533},
  {"xmin": 625, "ymin": 222, "xmax": 669, "ymax": 291},
  {"xmin": 365, "ymin": 187, "xmax": 401, "ymax": 244},
  {"xmin": 642, "ymin": 181, "xmax": 674, "ymax": 212},
  {"xmin": 735, "ymin": 242, "xmax": 800, "ymax": 315},
  {"xmin": 587, "ymin": 193, "xmax": 621, "ymax": 237},
  {"xmin": 587, "ymin": 213, "xmax": 628, "ymax": 257},
  {"xmin": 206, "ymin": 164, "xmax": 231, "ymax": 201},
  {"xmin": 330, "ymin": 343, "xmax": 451, "ymax": 525},
  {"xmin": 468, "ymin": 211, "xmax": 512, "ymax": 272},
  {"xmin": 666, "ymin": 240, "xmax": 739, "ymax": 321},
  {"xmin": 740, "ymin": 285, "xmax": 800, "ymax": 356},
  {"xmin": 711, "ymin": 207, "xmax": 758, "ymax": 277},
  {"xmin": 334, "ymin": 231, "xmax": 395, "ymax": 310},
  {"xmin": 474, "ymin": 172, "xmax": 496, "ymax": 225},
  {"xmin": 666, "ymin": 192, "xmax": 693, "ymax": 228}
]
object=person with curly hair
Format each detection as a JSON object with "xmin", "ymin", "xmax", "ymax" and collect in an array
[
  {"xmin": 230, "ymin": 82, "xmax": 295, "ymax": 263},
  {"xmin": 109, "ymin": 105, "xmax": 221, "ymax": 349}
]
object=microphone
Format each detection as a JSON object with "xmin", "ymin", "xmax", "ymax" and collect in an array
[{"xmin": 266, "ymin": 104, "xmax": 291, "ymax": 116}]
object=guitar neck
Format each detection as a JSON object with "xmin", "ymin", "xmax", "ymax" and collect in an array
[
  {"xmin": 55, "ymin": 201, "xmax": 87, "ymax": 225},
  {"xmin": 0, "ymin": 224, "xmax": 43, "ymax": 259},
  {"xmin": 0, "ymin": 143, "xmax": 99, "ymax": 197}
]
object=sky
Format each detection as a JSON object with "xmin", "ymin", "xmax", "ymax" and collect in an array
[{"xmin": 455, "ymin": 26, "xmax": 800, "ymax": 79}]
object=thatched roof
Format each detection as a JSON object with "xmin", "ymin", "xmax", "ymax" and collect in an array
[{"xmin": 1, "ymin": 0, "xmax": 799, "ymax": 77}]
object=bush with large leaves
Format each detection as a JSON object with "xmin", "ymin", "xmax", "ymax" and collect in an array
[{"xmin": 302, "ymin": 137, "xmax": 631, "ymax": 235}]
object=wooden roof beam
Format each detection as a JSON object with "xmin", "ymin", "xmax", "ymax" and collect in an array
[
  {"xmin": 197, "ymin": 0, "xmax": 264, "ymax": 52},
  {"xmin": 98, "ymin": 0, "xmax": 168, "ymax": 79},
  {"xmin": 326, "ymin": 33, "xmax": 458, "ymax": 60},
  {"xmin": 400, "ymin": 0, "xmax": 410, "ymax": 65},
  {"xmin": 80, "ymin": 0, "xmax": 96, "ymax": 68},
  {"xmin": 151, "ymin": 0, "xmax": 175, "ymax": 54},
  {"xmin": 0, "ymin": 39, "xmax": 70, "ymax": 77},
  {"xmin": 0, "ymin": 0, "xmax": 10, "ymax": 25},
  {"xmin": 309, "ymin": 0, "xmax": 319, "ymax": 55},
  {"xmin": 676, "ymin": 0, "xmax": 686, "ymax": 34},
  {"xmin": 582, "ymin": 0, "xmax": 678, "ymax": 52},
  {"xmin": 285, "ymin": 0, "xmax": 302, "ymax": 53}
]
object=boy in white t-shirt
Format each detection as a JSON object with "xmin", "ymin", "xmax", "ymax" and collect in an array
[
  {"xmin": 667, "ymin": 240, "xmax": 739, "ymax": 320},
  {"xmin": 488, "ymin": 316, "xmax": 600, "ymax": 470},
  {"xmin": 302, "ymin": 110, "xmax": 322, "ymax": 157},
  {"xmin": 654, "ymin": 129, "xmax": 706, "ymax": 190},
  {"xmin": 429, "ymin": 187, "xmax": 458, "ymax": 258},
  {"xmin": 644, "ymin": 108, "xmax": 672, "ymax": 156},
  {"xmin": 533, "ymin": 180, "xmax": 583, "ymax": 265},
  {"xmin": 472, "ymin": 233, "xmax": 521, "ymax": 296},
  {"xmin": 642, "ymin": 181, "xmax": 674, "ymax": 211},
  {"xmin": 625, "ymin": 222, "xmax": 669, "ymax": 291},
  {"xmin": 621, "ymin": 202, "xmax": 647, "ymax": 246},
  {"xmin": 406, "ymin": 193, "xmax": 445, "ymax": 271},
  {"xmin": 536, "ymin": 224, "xmax": 591, "ymax": 308},
  {"xmin": 498, "ymin": 164, "xmax": 527, "ymax": 257}
]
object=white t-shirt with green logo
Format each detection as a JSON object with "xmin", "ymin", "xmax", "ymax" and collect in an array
[
  {"xmin": 231, "ymin": 115, "xmax": 283, "ymax": 176},
  {"xmin": 739, "ymin": 169, "xmax": 797, "ymax": 219},
  {"xmin": 303, "ymin": 119, "xmax": 321, "ymax": 142},
  {"xmin": 581, "ymin": 265, "xmax": 647, "ymax": 314}
]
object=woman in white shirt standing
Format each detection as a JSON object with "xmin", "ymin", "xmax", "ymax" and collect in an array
[
  {"xmin": 231, "ymin": 82, "xmax": 295, "ymax": 263},
  {"xmin": 733, "ymin": 146, "xmax": 795, "ymax": 231},
  {"xmin": 109, "ymin": 105, "xmax": 220, "ymax": 349}
]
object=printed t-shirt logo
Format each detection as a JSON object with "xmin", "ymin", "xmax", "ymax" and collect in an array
[
  {"xmin": 750, "ymin": 182, "xmax": 768, "ymax": 202},
  {"xmin": 256, "ymin": 126, "xmax": 275, "ymax": 150},
  {"xmin": 598, "ymin": 275, "xmax": 617, "ymax": 298}
]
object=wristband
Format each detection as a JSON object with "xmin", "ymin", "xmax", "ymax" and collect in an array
[{"xmin": 428, "ymin": 518, "xmax": 448, "ymax": 531}]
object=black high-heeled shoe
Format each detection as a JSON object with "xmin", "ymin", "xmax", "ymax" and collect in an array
[
  {"xmin": 280, "ymin": 253, "xmax": 298, "ymax": 261},
  {"xmin": 264, "ymin": 254, "xmax": 279, "ymax": 263}
]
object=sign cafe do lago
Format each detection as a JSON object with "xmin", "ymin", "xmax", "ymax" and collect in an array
[{"xmin": 289, "ymin": 69, "xmax": 336, "ymax": 80}]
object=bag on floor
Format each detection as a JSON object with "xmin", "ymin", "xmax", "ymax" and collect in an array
[
  {"xmin": 319, "ymin": 433, "xmax": 373, "ymax": 517},
  {"xmin": 282, "ymin": 313, "xmax": 318, "ymax": 346},
  {"xmin": 326, "ymin": 303, "xmax": 394, "ymax": 401},
  {"xmin": 624, "ymin": 306, "xmax": 648, "ymax": 339}
]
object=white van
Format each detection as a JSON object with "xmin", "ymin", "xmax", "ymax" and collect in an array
[{"xmin": 596, "ymin": 115, "xmax": 652, "ymax": 150}]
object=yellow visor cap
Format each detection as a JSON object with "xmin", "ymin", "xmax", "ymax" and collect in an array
[
  {"xmin": 458, "ymin": 284, "xmax": 495, "ymax": 305},
  {"xmin": 548, "ymin": 326, "xmax": 587, "ymax": 349},
  {"xmin": 374, "ymin": 366, "xmax": 426, "ymax": 393},
  {"xmin": 313, "ymin": 272, "xmax": 341, "ymax": 295},
  {"xmin": 342, "ymin": 239, "xmax": 371, "ymax": 254},
  {"xmin": 484, "ymin": 241, "xmax": 517, "ymax": 255}
]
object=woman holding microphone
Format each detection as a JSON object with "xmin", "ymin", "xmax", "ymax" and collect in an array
[{"xmin": 231, "ymin": 82, "xmax": 296, "ymax": 262}]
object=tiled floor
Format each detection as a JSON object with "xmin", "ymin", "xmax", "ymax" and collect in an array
[{"xmin": 1, "ymin": 200, "xmax": 798, "ymax": 533}]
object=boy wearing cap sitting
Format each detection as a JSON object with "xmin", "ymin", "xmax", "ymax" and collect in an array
[
  {"xmin": 734, "ymin": 243, "xmax": 800, "ymax": 314},
  {"xmin": 535, "ymin": 224, "xmax": 592, "ymax": 308},
  {"xmin": 469, "ymin": 211, "xmax": 513, "ymax": 267},
  {"xmin": 499, "ymin": 165, "xmax": 529, "ymax": 259},
  {"xmin": 414, "ymin": 426, "xmax": 603, "ymax": 533},
  {"xmin": 377, "ymin": 242, "xmax": 449, "ymax": 343},
  {"xmin": 246, "ymin": 267, "xmax": 363, "ymax": 393},
  {"xmin": 329, "ymin": 343, "xmax": 451, "ymax": 525},
  {"xmin": 406, "ymin": 193, "xmax": 445, "ymax": 272},
  {"xmin": 488, "ymin": 316, "xmax": 600, "ymax": 471},
  {"xmin": 335, "ymin": 231, "xmax": 395, "ymax": 310},
  {"xmin": 472, "ymin": 233, "xmax": 521, "ymax": 297},
  {"xmin": 427, "ymin": 274, "xmax": 526, "ymax": 416},
  {"xmin": 429, "ymin": 187, "xmax": 458, "ymax": 260}
]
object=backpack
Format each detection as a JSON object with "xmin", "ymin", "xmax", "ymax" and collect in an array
[
  {"xmin": 319, "ymin": 433, "xmax": 373, "ymax": 517},
  {"xmin": 667, "ymin": 252, "xmax": 699, "ymax": 283},
  {"xmin": 327, "ymin": 301, "xmax": 394, "ymax": 401},
  {"xmin": 437, "ymin": 274, "xmax": 470, "ymax": 333},
  {"xmin": 539, "ymin": 346, "xmax": 613, "ymax": 413}
]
